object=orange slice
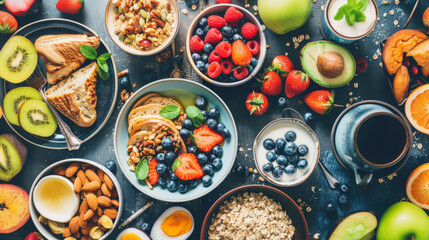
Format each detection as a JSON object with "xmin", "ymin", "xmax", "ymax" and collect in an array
[
  {"xmin": 406, "ymin": 163, "xmax": 429, "ymax": 210},
  {"xmin": 405, "ymin": 84, "xmax": 429, "ymax": 135}
]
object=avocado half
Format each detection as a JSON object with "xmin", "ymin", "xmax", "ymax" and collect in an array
[
  {"xmin": 301, "ymin": 41, "xmax": 356, "ymax": 88},
  {"xmin": 328, "ymin": 211, "xmax": 377, "ymax": 240}
]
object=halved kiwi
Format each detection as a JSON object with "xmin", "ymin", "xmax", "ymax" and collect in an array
[
  {"xmin": 0, "ymin": 134, "xmax": 27, "ymax": 182},
  {"xmin": 3, "ymin": 87, "xmax": 43, "ymax": 126},
  {"xmin": 0, "ymin": 36, "xmax": 38, "ymax": 83},
  {"xmin": 18, "ymin": 100, "xmax": 57, "ymax": 137}
]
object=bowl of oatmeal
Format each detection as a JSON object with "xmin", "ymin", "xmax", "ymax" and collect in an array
[{"xmin": 105, "ymin": 0, "xmax": 179, "ymax": 56}]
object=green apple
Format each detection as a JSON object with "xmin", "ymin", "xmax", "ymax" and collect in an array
[
  {"xmin": 377, "ymin": 202, "xmax": 429, "ymax": 240},
  {"xmin": 257, "ymin": 0, "xmax": 313, "ymax": 35}
]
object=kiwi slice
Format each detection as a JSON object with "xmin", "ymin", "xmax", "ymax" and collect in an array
[
  {"xmin": 0, "ymin": 134, "xmax": 27, "ymax": 182},
  {"xmin": 3, "ymin": 87, "xmax": 43, "ymax": 126},
  {"xmin": 0, "ymin": 36, "xmax": 38, "ymax": 83},
  {"xmin": 18, "ymin": 100, "xmax": 58, "ymax": 137}
]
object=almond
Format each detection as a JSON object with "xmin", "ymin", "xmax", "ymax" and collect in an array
[
  {"xmin": 86, "ymin": 193, "xmax": 98, "ymax": 211},
  {"xmin": 77, "ymin": 169, "xmax": 88, "ymax": 183},
  {"xmin": 112, "ymin": 199, "xmax": 120, "ymax": 208},
  {"xmin": 97, "ymin": 169, "xmax": 104, "ymax": 182},
  {"xmin": 91, "ymin": 215, "xmax": 99, "ymax": 223},
  {"xmin": 111, "ymin": 189, "xmax": 118, "ymax": 199},
  {"xmin": 69, "ymin": 216, "xmax": 80, "ymax": 233},
  {"xmin": 65, "ymin": 163, "xmax": 80, "ymax": 177},
  {"xmin": 103, "ymin": 174, "xmax": 114, "ymax": 190},
  {"xmin": 53, "ymin": 165, "xmax": 66, "ymax": 175},
  {"xmin": 89, "ymin": 226, "xmax": 104, "ymax": 239},
  {"xmin": 96, "ymin": 207, "xmax": 103, "ymax": 217},
  {"xmin": 98, "ymin": 196, "xmax": 112, "ymax": 207},
  {"xmin": 74, "ymin": 177, "xmax": 82, "ymax": 193},
  {"xmin": 82, "ymin": 181, "xmax": 100, "ymax": 192},
  {"xmin": 81, "ymin": 223, "xmax": 95, "ymax": 236},
  {"xmin": 97, "ymin": 189, "xmax": 102, "ymax": 196},
  {"xmin": 79, "ymin": 198, "xmax": 89, "ymax": 214},
  {"xmin": 98, "ymin": 215, "xmax": 113, "ymax": 229},
  {"xmin": 84, "ymin": 209, "xmax": 95, "ymax": 221},
  {"xmin": 81, "ymin": 236, "xmax": 93, "ymax": 240},
  {"xmin": 103, "ymin": 208, "xmax": 118, "ymax": 219},
  {"xmin": 101, "ymin": 183, "xmax": 111, "ymax": 197},
  {"xmin": 78, "ymin": 213, "xmax": 88, "ymax": 228},
  {"xmin": 85, "ymin": 169, "xmax": 101, "ymax": 183},
  {"xmin": 62, "ymin": 227, "xmax": 72, "ymax": 237}
]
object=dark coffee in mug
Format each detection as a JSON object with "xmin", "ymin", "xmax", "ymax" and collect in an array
[{"xmin": 356, "ymin": 114, "xmax": 407, "ymax": 165}]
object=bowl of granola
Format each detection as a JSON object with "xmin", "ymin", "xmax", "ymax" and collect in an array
[
  {"xmin": 105, "ymin": 0, "xmax": 179, "ymax": 56},
  {"xmin": 201, "ymin": 185, "xmax": 309, "ymax": 240}
]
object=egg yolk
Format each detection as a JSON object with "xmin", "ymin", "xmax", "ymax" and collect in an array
[
  {"xmin": 120, "ymin": 233, "xmax": 142, "ymax": 240},
  {"xmin": 161, "ymin": 210, "xmax": 193, "ymax": 237}
]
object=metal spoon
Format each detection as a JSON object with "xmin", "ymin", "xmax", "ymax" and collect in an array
[
  {"xmin": 318, "ymin": 160, "xmax": 340, "ymax": 190},
  {"xmin": 170, "ymin": 40, "xmax": 185, "ymax": 78}
]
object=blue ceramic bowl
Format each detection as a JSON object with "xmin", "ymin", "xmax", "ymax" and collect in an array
[{"xmin": 114, "ymin": 79, "xmax": 238, "ymax": 202}]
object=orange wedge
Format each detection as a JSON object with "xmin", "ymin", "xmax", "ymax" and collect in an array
[
  {"xmin": 405, "ymin": 84, "xmax": 429, "ymax": 135},
  {"xmin": 406, "ymin": 163, "xmax": 429, "ymax": 210}
]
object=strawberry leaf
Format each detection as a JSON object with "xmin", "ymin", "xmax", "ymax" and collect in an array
[{"xmin": 172, "ymin": 157, "xmax": 181, "ymax": 172}]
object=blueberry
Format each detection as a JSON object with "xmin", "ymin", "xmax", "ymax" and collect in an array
[
  {"xmin": 326, "ymin": 203, "xmax": 337, "ymax": 215},
  {"xmin": 284, "ymin": 164, "xmax": 297, "ymax": 174},
  {"xmin": 140, "ymin": 222, "xmax": 151, "ymax": 232},
  {"xmin": 208, "ymin": 153, "xmax": 217, "ymax": 161},
  {"xmin": 286, "ymin": 154, "xmax": 299, "ymax": 165},
  {"xmin": 212, "ymin": 145, "xmax": 223, "ymax": 157},
  {"xmin": 221, "ymin": 128, "xmax": 231, "ymax": 138},
  {"xmin": 105, "ymin": 160, "xmax": 116, "ymax": 173},
  {"xmin": 275, "ymin": 138, "xmax": 286, "ymax": 150},
  {"xmin": 212, "ymin": 158, "xmax": 223, "ymax": 170},
  {"xmin": 202, "ymin": 175, "xmax": 213, "ymax": 187},
  {"xmin": 167, "ymin": 180, "xmax": 178, "ymax": 192},
  {"xmin": 235, "ymin": 164, "xmax": 245, "ymax": 174},
  {"xmin": 207, "ymin": 107, "xmax": 219, "ymax": 119},
  {"xmin": 182, "ymin": 119, "xmax": 193, "ymax": 129},
  {"xmin": 216, "ymin": 122, "xmax": 226, "ymax": 133},
  {"xmin": 192, "ymin": 53, "xmax": 201, "ymax": 62},
  {"xmin": 277, "ymin": 97, "xmax": 287, "ymax": 108},
  {"xmin": 303, "ymin": 112, "xmax": 314, "ymax": 124},
  {"xmin": 120, "ymin": 76, "xmax": 131, "ymax": 89},
  {"xmin": 161, "ymin": 137, "xmax": 174, "ymax": 150},
  {"xmin": 284, "ymin": 142, "xmax": 297, "ymax": 155},
  {"xmin": 285, "ymin": 131, "xmax": 297, "ymax": 142},
  {"xmin": 197, "ymin": 153, "xmax": 208, "ymax": 165},
  {"xmin": 263, "ymin": 139, "xmax": 275, "ymax": 150},
  {"xmin": 170, "ymin": 172, "xmax": 179, "ymax": 181},
  {"xmin": 266, "ymin": 151, "xmax": 276, "ymax": 162},
  {"xmin": 196, "ymin": 60, "xmax": 205, "ymax": 71},
  {"xmin": 207, "ymin": 118, "xmax": 218, "ymax": 130},
  {"xmin": 195, "ymin": 28, "xmax": 204, "ymax": 37},
  {"xmin": 156, "ymin": 153, "xmax": 165, "ymax": 163},
  {"xmin": 178, "ymin": 182, "xmax": 188, "ymax": 193},
  {"xmin": 143, "ymin": 70, "xmax": 156, "ymax": 82},
  {"xmin": 142, "ymin": 212, "xmax": 151, "ymax": 220},
  {"xmin": 203, "ymin": 25, "xmax": 210, "ymax": 35},
  {"xmin": 187, "ymin": 146, "xmax": 197, "ymax": 154},
  {"xmin": 262, "ymin": 162, "xmax": 273, "ymax": 172},
  {"xmin": 250, "ymin": 58, "xmax": 258, "ymax": 67},
  {"xmin": 339, "ymin": 183, "xmax": 349, "ymax": 193},
  {"xmin": 276, "ymin": 155, "xmax": 287, "ymax": 166},
  {"xmin": 156, "ymin": 163, "xmax": 168, "ymax": 175},
  {"xmin": 272, "ymin": 166, "xmax": 283, "ymax": 178},
  {"xmin": 247, "ymin": 65, "xmax": 254, "ymax": 73},
  {"xmin": 158, "ymin": 176, "xmax": 167, "ymax": 188},
  {"xmin": 203, "ymin": 164, "xmax": 214, "ymax": 176},
  {"xmin": 179, "ymin": 128, "xmax": 190, "ymax": 138},
  {"xmin": 188, "ymin": 179, "xmax": 198, "ymax": 188},
  {"xmin": 204, "ymin": 63, "xmax": 210, "ymax": 72},
  {"xmin": 203, "ymin": 43, "xmax": 213, "ymax": 54},
  {"xmin": 201, "ymin": 54, "xmax": 209, "ymax": 63},
  {"xmin": 297, "ymin": 159, "xmax": 308, "ymax": 169},
  {"xmin": 195, "ymin": 96, "xmax": 207, "ymax": 109},
  {"xmin": 339, "ymin": 194, "xmax": 348, "ymax": 204},
  {"xmin": 198, "ymin": 17, "xmax": 208, "ymax": 27},
  {"xmin": 232, "ymin": 34, "xmax": 243, "ymax": 41},
  {"xmin": 297, "ymin": 145, "xmax": 309, "ymax": 156},
  {"xmin": 274, "ymin": 146, "xmax": 283, "ymax": 155},
  {"xmin": 201, "ymin": 110, "xmax": 208, "ymax": 121},
  {"xmin": 165, "ymin": 151, "xmax": 176, "ymax": 163},
  {"xmin": 221, "ymin": 26, "xmax": 233, "ymax": 38}
]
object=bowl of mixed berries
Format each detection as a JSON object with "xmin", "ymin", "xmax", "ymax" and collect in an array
[{"xmin": 186, "ymin": 4, "xmax": 266, "ymax": 87}]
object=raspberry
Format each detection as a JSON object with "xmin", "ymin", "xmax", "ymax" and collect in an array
[
  {"xmin": 215, "ymin": 41, "xmax": 232, "ymax": 58},
  {"xmin": 216, "ymin": 0, "xmax": 231, "ymax": 3},
  {"xmin": 207, "ymin": 62, "xmax": 222, "ymax": 78},
  {"xmin": 241, "ymin": 22, "xmax": 258, "ymax": 39},
  {"xmin": 204, "ymin": 28, "xmax": 223, "ymax": 44},
  {"xmin": 224, "ymin": 6, "xmax": 243, "ymax": 23},
  {"xmin": 208, "ymin": 50, "xmax": 222, "ymax": 63},
  {"xmin": 190, "ymin": 35, "xmax": 204, "ymax": 53},
  {"xmin": 246, "ymin": 40, "xmax": 260, "ymax": 55},
  {"xmin": 220, "ymin": 59, "xmax": 234, "ymax": 75},
  {"xmin": 208, "ymin": 15, "xmax": 226, "ymax": 28},
  {"xmin": 355, "ymin": 57, "xmax": 368, "ymax": 74},
  {"xmin": 234, "ymin": 67, "xmax": 249, "ymax": 80}
]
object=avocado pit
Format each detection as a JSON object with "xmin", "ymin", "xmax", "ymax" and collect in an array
[{"xmin": 317, "ymin": 51, "xmax": 345, "ymax": 79}]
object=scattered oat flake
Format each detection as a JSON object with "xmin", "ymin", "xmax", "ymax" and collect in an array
[
  {"xmin": 248, "ymin": 168, "xmax": 253, "ymax": 172},
  {"xmin": 305, "ymin": 34, "xmax": 310, "ymax": 40},
  {"xmin": 383, "ymin": 0, "xmax": 388, "ymax": 4},
  {"xmin": 239, "ymin": 147, "xmax": 244, "ymax": 152},
  {"xmin": 181, "ymin": 9, "xmax": 188, "ymax": 15},
  {"xmin": 192, "ymin": 4, "xmax": 197, "ymax": 10},
  {"xmin": 294, "ymin": 43, "xmax": 299, "ymax": 49},
  {"xmin": 346, "ymin": 103, "xmax": 350, "ymax": 107},
  {"xmin": 379, "ymin": 178, "xmax": 384, "ymax": 183},
  {"xmin": 314, "ymin": 233, "xmax": 320, "ymax": 239},
  {"xmin": 253, "ymin": 12, "xmax": 258, "ymax": 15},
  {"xmin": 389, "ymin": 10, "xmax": 394, "ymax": 15},
  {"xmin": 418, "ymin": 143, "xmax": 423, "ymax": 149},
  {"xmin": 285, "ymin": 52, "xmax": 288, "ymax": 56},
  {"xmin": 245, "ymin": 3, "xmax": 250, "ymax": 8},
  {"xmin": 253, "ymin": 5, "xmax": 258, "ymax": 11},
  {"xmin": 354, "ymin": 82, "xmax": 359, "ymax": 88},
  {"xmin": 383, "ymin": 12, "xmax": 387, "ymax": 17},
  {"xmin": 313, "ymin": 0, "xmax": 317, "ymax": 3},
  {"xmin": 133, "ymin": 83, "xmax": 136, "ymax": 88},
  {"xmin": 297, "ymin": 198, "xmax": 302, "ymax": 203},
  {"xmin": 394, "ymin": 20, "xmax": 399, "ymax": 26},
  {"xmin": 311, "ymin": 186, "xmax": 316, "ymax": 192},
  {"xmin": 379, "ymin": 62, "xmax": 383, "ymax": 68},
  {"xmin": 266, "ymin": 44, "xmax": 270, "ymax": 48},
  {"xmin": 286, "ymin": 42, "xmax": 291, "ymax": 47},
  {"xmin": 393, "ymin": 172, "xmax": 397, "ymax": 177},
  {"xmin": 258, "ymin": 176, "xmax": 265, "ymax": 182},
  {"xmin": 373, "ymin": 54, "xmax": 378, "ymax": 60},
  {"xmin": 349, "ymin": 92, "xmax": 353, "ymax": 96},
  {"xmin": 387, "ymin": 175, "xmax": 393, "ymax": 180},
  {"xmin": 261, "ymin": 25, "xmax": 266, "ymax": 30},
  {"xmin": 395, "ymin": 0, "xmax": 400, "ymax": 4},
  {"xmin": 306, "ymin": 206, "xmax": 312, "ymax": 212},
  {"xmin": 321, "ymin": 5, "xmax": 325, "ymax": 11}
]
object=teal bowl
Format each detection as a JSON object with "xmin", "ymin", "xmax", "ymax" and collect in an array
[{"xmin": 114, "ymin": 79, "xmax": 238, "ymax": 202}]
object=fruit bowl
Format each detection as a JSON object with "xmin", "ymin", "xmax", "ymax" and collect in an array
[
  {"xmin": 186, "ymin": 4, "xmax": 266, "ymax": 87},
  {"xmin": 29, "ymin": 158, "xmax": 123, "ymax": 240},
  {"xmin": 114, "ymin": 78, "xmax": 238, "ymax": 202}
]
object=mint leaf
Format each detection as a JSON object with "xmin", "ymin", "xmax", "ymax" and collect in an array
[
  {"xmin": 160, "ymin": 104, "xmax": 181, "ymax": 119},
  {"xmin": 135, "ymin": 158, "xmax": 149, "ymax": 180},
  {"xmin": 345, "ymin": 8, "xmax": 355, "ymax": 26},
  {"xmin": 347, "ymin": 0, "xmax": 356, "ymax": 7},
  {"xmin": 186, "ymin": 106, "xmax": 204, "ymax": 128},
  {"xmin": 334, "ymin": 5, "xmax": 347, "ymax": 20},
  {"xmin": 357, "ymin": 0, "xmax": 368, "ymax": 11},
  {"xmin": 80, "ymin": 45, "xmax": 97, "ymax": 60},
  {"xmin": 98, "ymin": 52, "xmax": 112, "ymax": 61},
  {"xmin": 334, "ymin": 0, "xmax": 367, "ymax": 26},
  {"xmin": 99, "ymin": 68, "xmax": 109, "ymax": 80},
  {"xmin": 97, "ymin": 59, "xmax": 109, "ymax": 72},
  {"xmin": 172, "ymin": 157, "xmax": 181, "ymax": 172},
  {"xmin": 354, "ymin": 10, "xmax": 366, "ymax": 22}
]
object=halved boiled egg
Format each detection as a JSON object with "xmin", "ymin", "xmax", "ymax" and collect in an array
[
  {"xmin": 150, "ymin": 206, "xmax": 194, "ymax": 240},
  {"xmin": 116, "ymin": 227, "xmax": 151, "ymax": 240}
]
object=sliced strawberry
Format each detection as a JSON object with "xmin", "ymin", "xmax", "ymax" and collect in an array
[
  {"xmin": 193, "ymin": 126, "xmax": 224, "ymax": 152},
  {"xmin": 173, "ymin": 153, "xmax": 204, "ymax": 181},
  {"xmin": 148, "ymin": 158, "xmax": 159, "ymax": 185}
]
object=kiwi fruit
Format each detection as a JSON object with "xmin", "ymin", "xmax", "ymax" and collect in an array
[
  {"xmin": 0, "ymin": 36, "xmax": 38, "ymax": 84},
  {"xmin": 18, "ymin": 100, "xmax": 57, "ymax": 137},
  {"xmin": 3, "ymin": 87, "xmax": 43, "ymax": 126},
  {"xmin": 0, "ymin": 134, "xmax": 27, "ymax": 182}
]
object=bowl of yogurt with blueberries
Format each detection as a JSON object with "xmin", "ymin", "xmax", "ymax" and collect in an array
[{"xmin": 253, "ymin": 109, "xmax": 320, "ymax": 187}]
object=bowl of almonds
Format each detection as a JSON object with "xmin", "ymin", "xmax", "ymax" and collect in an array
[{"xmin": 29, "ymin": 158, "xmax": 123, "ymax": 240}]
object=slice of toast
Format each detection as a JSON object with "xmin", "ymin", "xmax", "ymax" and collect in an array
[
  {"xmin": 131, "ymin": 92, "xmax": 161, "ymax": 110},
  {"xmin": 45, "ymin": 62, "xmax": 98, "ymax": 127},
  {"xmin": 143, "ymin": 96, "xmax": 184, "ymax": 110},
  {"xmin": 128, "ymin": 103, "xmax": 164, "ymax": 125}
]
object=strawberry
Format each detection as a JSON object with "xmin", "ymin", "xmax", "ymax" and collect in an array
[
  {"xmin": 0, "ymin": 11, "xmax": 17, "ymax": 34},
  {"xmin": 234, "ymin": 66, "xmax": 249, "ymax": 80},
  {"xmin": 224, "ymin": 6, "xmax": 243, "ymax": 23},
  {"xmin": 285, "ymin": 70, "xmax": 309, "ymax": 98},
  {"xmin": 208, "ymin": 15, "xmax": 226, "ymax": 28},
  {"xmin": 246, "ymin": 91, "xmax": 269, "ymax": 115},
  {"xmin": 204, "ymin": 28, "xmax": 223, "ymax": 44},
  {"xmin": 258, "ymin": 71, "xmax": 282, "ymax": 96},
  {"xmin": 207, "ymin": 62, "xmax": 222, "ymax": 78},
  {"xmin": 241, "ymin": 22, "xmax": 258, "ymax": 39},
  {"xmin": 173, "ymin": 153, "xmax": 204, "ymax": 180},
  {"xmin": 215, "ymin": 41, "xmax": 232, "ymax": 58},
  {"xmin": 303, "ymin": 90, "xmax": 335, "ymax": 115},
  {"xmin": 246, "ymin": 40, "xmax": 260, "ymax": 55},
  {"xmin": 148, "ymin": 159, "xmax": 159, "ymax": 185},
  {"xmin": 4, "ymin": 0, "xmax": 39, "ymax": 17},
  {"xmin": 272, "ymin": 55, "xmax": 294, "ymax": 78},
  {"xmin": 190, "ymin": 35, "xmax": 204, "ymax": 53},
  {"xmin": 424, "ymin": 7, "xmax": 429, "ymax": 28},
  {"xmin": 217, "ymin": 0, "xmax": 231, "ymax": 3},
  {"xmin": 232, "ymin": 40, "xmax": 252, "ymax": 66},
  {"xmin": 193, "ymin": 126, "xmax": 224, "ymax": 152},
  {"xmin": 56, "ymin": 0, "xmax": 84, "ymax": 15},
  {"xmin": 24, "ymin": 232, "xmax": 43, "ymax": 240}
]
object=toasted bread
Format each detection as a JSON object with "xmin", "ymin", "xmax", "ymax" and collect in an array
[
  {"xmin": 128, "ymin": 103, "xmax": 164, "ymax": 125},
  {"xmin": 132, "ymin": 92, "xmax": 161, "ymax": 110},
  {"xmin": 45, "ymin": 62, "xmax": 98, "ymax": 127},
  {"xmin": 143, "ymin": 96, "xmax": 183, "ymax": 110}
]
